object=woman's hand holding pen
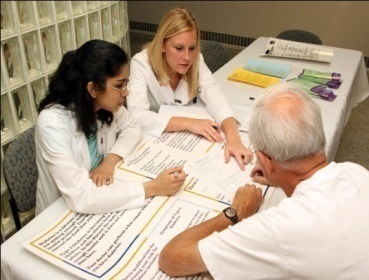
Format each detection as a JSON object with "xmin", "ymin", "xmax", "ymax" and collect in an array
[{"xmin": 144, "ymin": 166, "xmax": 186, "ymax": 198}]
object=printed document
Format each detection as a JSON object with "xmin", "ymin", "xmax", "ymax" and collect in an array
[{"xmin": 22, "ymin": 105, "xmax": 275, "ymax": 279}]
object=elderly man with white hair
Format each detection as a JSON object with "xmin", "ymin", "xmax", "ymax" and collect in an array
[{"xmin": 158, "ymin": 82, "xmax": 369, "ymax": 280}]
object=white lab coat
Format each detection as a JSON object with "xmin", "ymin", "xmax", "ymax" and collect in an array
[
  {"xmin": 127, "ymin": 49, "xmax": 236, "ymax": 137},
  {"xmin": 35, "ymin": 104, "xmax": 145, "ymax": 215}
]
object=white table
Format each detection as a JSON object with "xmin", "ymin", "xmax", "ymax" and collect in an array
[
  {"xmin": 1, "ymin": 197, "xmax": 78, "ymax": 280},
  {"xmin": 213, "ymin": 37, "xmax": 369, "ymax": 162},
  {"xmin": 2, "ymin": 38, "xmax": 368, "ymax": 280}
]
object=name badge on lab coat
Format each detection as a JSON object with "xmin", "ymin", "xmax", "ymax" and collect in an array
[{"xmin": 97, "ymin": 124, "xmax": 107, "ymax": 156}]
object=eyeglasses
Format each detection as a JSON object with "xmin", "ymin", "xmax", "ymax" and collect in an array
[
  {"xmin": 248, "ymin": 143, "xmax": 273, "ymax": 160},
  {"xmin": 248, "ymin": 143, "xmax": 258, "ymax": 154},
  {"xmin": 102, "ymin": 83, "xmax": 128, "ymax": 94},
  {"xmin": 247, "ymin": 143, "xmax": 258, "ymax": 165}
]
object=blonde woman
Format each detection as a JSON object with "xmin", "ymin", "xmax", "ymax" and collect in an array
[{"xmin": 127, "ymin": 7, "xmax": 252, "ymax": 170}]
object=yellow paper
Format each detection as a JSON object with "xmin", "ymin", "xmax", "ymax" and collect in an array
[{"xmin": 228, "ymin": 68, "xmax": 280, "ymax": 88}]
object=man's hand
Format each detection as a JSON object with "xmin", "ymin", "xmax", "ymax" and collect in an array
[
  {"xmin": 231, "ymin": 184, "xmax": 263, "ymax": 221},
  {"xmin": 250, "ymin": 160, "xmax": 275, "ymax": 186}
]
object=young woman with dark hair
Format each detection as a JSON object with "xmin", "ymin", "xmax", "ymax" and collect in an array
[{"xmin": 36, "ymin": 39, "xmax": 185, "ymax": 215}]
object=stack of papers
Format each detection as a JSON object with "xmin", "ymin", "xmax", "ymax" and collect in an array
[
  {"xmin": 298, "ymin": 69, "xmax": 342, "ymax": 89},
  {"xmin": 288, "ymin": 69, "xmax": 342, "ymax": 102},
  {"xmin": 228, "ymin": 58, "xmax": 293, "ymax": 88},
  {"xmin": 288, "ymin": 69, "xmax": 342, "ymax": 101}
]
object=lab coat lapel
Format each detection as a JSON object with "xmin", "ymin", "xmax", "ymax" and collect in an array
[
  {"xmin": 159, "ymin": 84, "xmax": 175, "ymax": 104},
  {"xmin": 75, "ymin": 131, "xmax": 91, "ymax": 169},
  {"xmin": 68, "ymin": 111, "xmax": 91, "ymax": 169},
  {"xmin": 160, "ymin": 79, "xmax": 189, "ymax": 105},
  {"xmin": 174, "ymin": 79, "xmax": 190, "ymax": 105}
]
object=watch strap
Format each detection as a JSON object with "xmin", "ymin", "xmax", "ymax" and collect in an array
[{"xmin": 223, "ymin": 207, "xmax": 238, "ymax": 225}]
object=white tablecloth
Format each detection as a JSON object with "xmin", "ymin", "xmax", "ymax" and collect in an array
[{"xmin": 213, "ymin": 37, "xmax": 369, "ymax": 162}]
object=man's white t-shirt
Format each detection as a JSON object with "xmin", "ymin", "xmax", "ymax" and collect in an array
[{"xmin": 199, "ymin": 162, "xmax": 369, "ymax": 279}]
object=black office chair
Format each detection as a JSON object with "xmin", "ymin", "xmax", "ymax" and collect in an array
[
  {"xmin": 277, "ymin": 29, "xmax": 323, "ymax": 45},
  {"xmin": 200, "ymin": 40, "xmax": 229, "ymax": 73},
  {"xmin": 3, "ymin": 126, "xmax": 38, "ymax": 231}
]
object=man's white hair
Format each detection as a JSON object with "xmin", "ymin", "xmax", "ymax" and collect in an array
[{"xmin": 248, "ymin": 82, "xmax": 326, "ymax": 165}]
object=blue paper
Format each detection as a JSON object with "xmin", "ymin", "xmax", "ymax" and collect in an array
[{"xmin": 243, "ymin": 58, "xmax": 291, "ymax": 78}]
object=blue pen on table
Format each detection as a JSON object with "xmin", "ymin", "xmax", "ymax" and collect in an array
[{"xmin": 255, "ymin": 185, "xmax": 270, "ymax": 213}]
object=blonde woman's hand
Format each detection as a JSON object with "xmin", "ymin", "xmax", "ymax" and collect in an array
[
  {"xmin": 187, "ymin": 118, "xmax": 224, "ymax": 143},
  {"xmin": 224, "ymin": 138, "xmax": 253, "ymax": 171}
]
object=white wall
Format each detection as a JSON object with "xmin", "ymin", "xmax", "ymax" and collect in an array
[{"xmin": 127, "ymin": 1, "xmax": 369, "ymax": 58}]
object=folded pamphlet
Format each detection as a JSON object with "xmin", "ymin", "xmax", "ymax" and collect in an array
[
  {"xmin": 228, "ymin": 68, "xmax": 280, "ymax": 88},
  {"xmin": 243, "ymin": 58, "xmax": 291, "ymax": 78},
  {"xmin": 300, "ymin": 69, "xmax": 341, "ymax": 80},
  {"xmin": 298, "ymin": 69, "xmax": 342, "ymax": 89},
  {"xmin": 288, "ymin": 78, "xmax": 337, "ymax": 102}
]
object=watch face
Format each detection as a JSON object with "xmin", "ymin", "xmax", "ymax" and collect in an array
[
  {"xmin": 223, "ymin": 207, "xmax": 238, "ymax": 225},
  {"xmin": 225, "ymin": 207, "xmax": 236, "ymax": 218}
]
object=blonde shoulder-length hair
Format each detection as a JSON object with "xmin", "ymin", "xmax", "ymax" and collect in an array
[{"xmin": 147, "ymin": 7, "xmax": 200, "ymax": 101}]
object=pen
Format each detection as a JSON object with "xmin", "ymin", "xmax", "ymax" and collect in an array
[
  {"xmin": 212, "ymin": 125, "xmax": 220, "ymax": 131},
  {"xmin": 255, "ymin": 185, "xmax": 270, "ymax": 213},
  {"xmin": 171, "ymin": 171, "xmax": 188, "ymax": 177}
]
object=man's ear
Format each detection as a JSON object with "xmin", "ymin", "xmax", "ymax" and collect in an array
[
  {"xmin": 258, "ymin": 151, "xmax": 274, "ymax": 176},
  {"xmin": 87, "ymin": 81, "xmax": 99, "ymax": 98}
]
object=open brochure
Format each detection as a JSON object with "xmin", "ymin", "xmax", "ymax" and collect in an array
[
  {"xmin": 21, "ymin": 127, "xmax": 275, "ymax": 280},
  {"xmin": 262, "ymin": 37, "xmax": 334, "ymax": 63}
]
